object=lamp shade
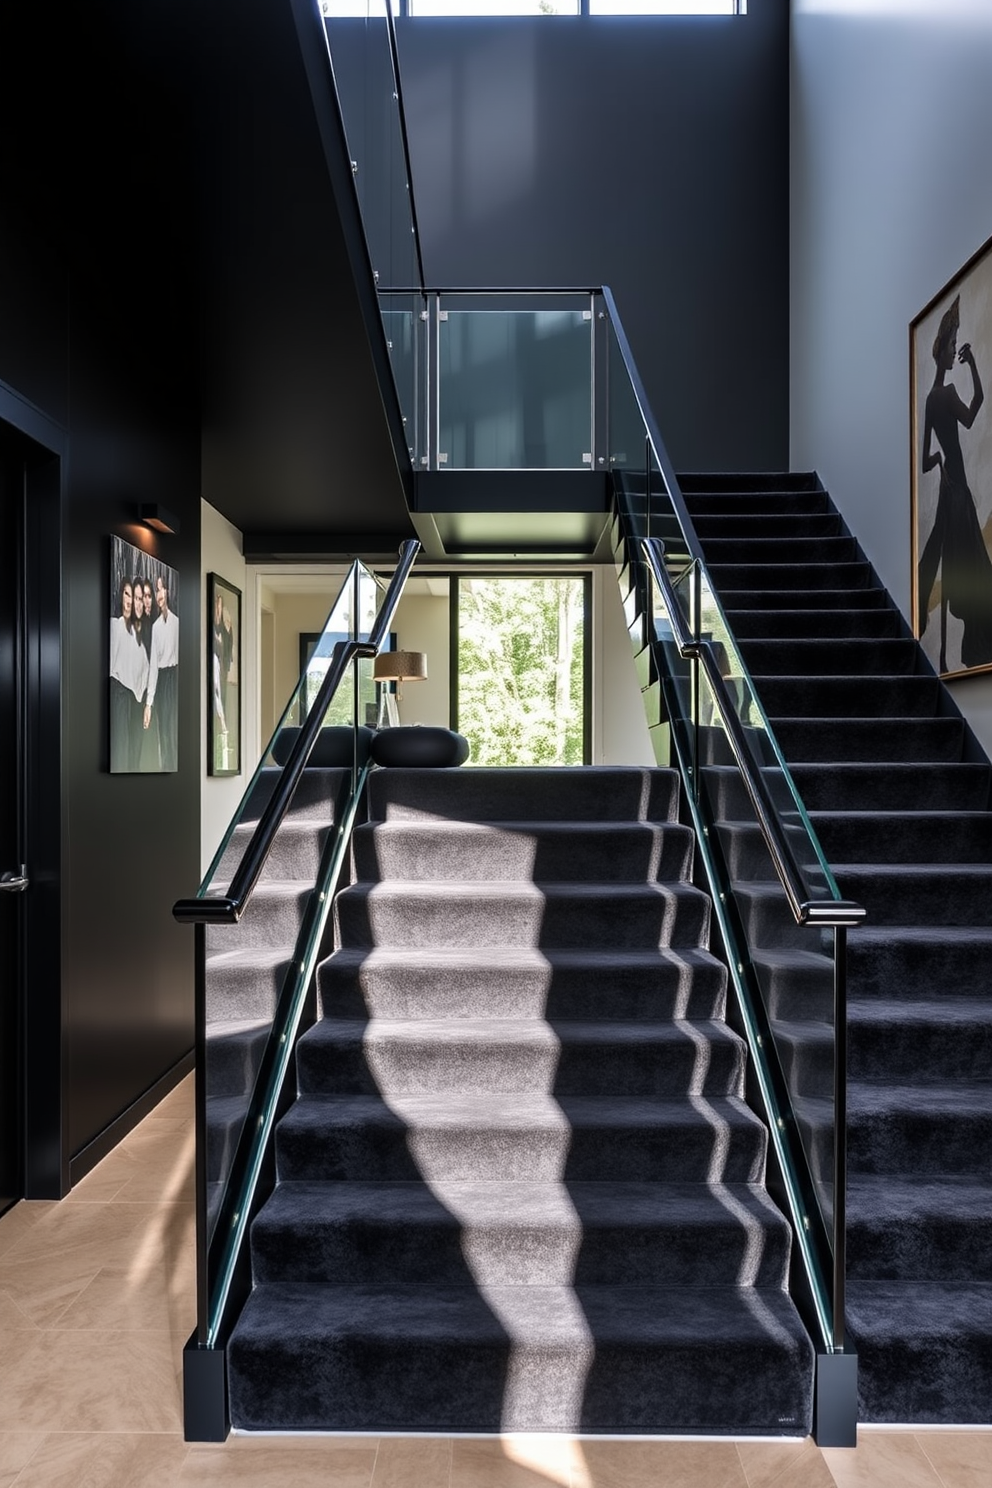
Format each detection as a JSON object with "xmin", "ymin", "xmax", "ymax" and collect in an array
[{"xmin": 374, "ymin": 650, "xmax": 428, "ymax": 683}]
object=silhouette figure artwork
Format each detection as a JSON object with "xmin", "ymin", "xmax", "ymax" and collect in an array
[{"xmin": 917, "ymin": 293, "xmax": 992, "ymax": 674}]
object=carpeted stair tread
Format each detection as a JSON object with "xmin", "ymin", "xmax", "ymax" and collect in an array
[
  {"xmin": 845, "ymin": 1282, "xmax": 992, "ymax": 1423},
  {"xmin": 205, "ymin": 880, "xmax": 315, "ymax": 952},
  {"xmin": 241, "ymin": 765, "xmax": 351, "ymax": 824},
  {"xmin": 275, "ymin": 1092, "xmax": 769, "ymax": 1184},
  {"xmin": 334, "ymin": 879, "xmax": 712, "ymax": 950},
  {"xmin": 228, "ymin": 1281, "xmax": 813, "ymax": 1434},
  {"xmin": 691, "ymin": 513, "xmax": 842, "ymax": 541},
  {"xmin": 727, "ymin": 608, "xmax": 901, "ymax": 639},
  {"xmin": 701, "ymin": 536, "xmax": 860, "ymax": 567},
  {"xmin": 216, "ymin": 818, "xmax": 334, "ymax": 883},
  {"xmin": 809, "ymin": 811, "xmax": 992, "ymax": 863},
  {"xmin": 846, "ymin": 1176, "xmax": 992, "ymax": 1283},
  {"xmin": 353, "ymin": 819, "xmax": 695, "ymax": 883},
  {"xmin": 317, "ymin": 945, "xmax": 729, "ymax": 1022},
  {"xmin": 205, "ymin": 1019, "xmax": 271, "ymax": 1095},
  {"xmin": 204, "ymin": 947, "xmax": 293, "ymax": 1021},
  {"xmin": 293, "ymin": 1015, "xmax": 747, "ymax": 1098},
  {"xmin": 708, "ymin": 561, "xmax": 874, "ymax": 592},
  {"xmin": 250, "ymin": 1178, "xmax": 793, "ymax": 1288}
]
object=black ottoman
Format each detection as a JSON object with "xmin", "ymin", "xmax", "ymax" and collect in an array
[{"xmin": 370, "ymin": 726, "xmax": 469, "ymax": 768}]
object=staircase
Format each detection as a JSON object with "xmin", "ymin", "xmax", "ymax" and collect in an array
[
  {"xmin": 681, "ymin": 470, "xmax": 992, "ymax": 1424},
  {"xmin": 226, "ymin": 765, "xmax": 815, "ymax": 1434}
]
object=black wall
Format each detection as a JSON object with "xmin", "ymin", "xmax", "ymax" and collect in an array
[
  {"xmin": 1, "ymin": 0, "xmax": 200, "ymax": 1186},
  {"xmin": 397, "ymin": 1, "xmax": 790, "ymax": 472}
]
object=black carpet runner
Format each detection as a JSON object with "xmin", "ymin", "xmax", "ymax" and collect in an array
[
  {"xmin": 680, "ymin": 470, "xmax": 992, "ymax": 1424},
  {"xmin": 226, "ymin": 765, "xmax": 814, "ymax": 1433}
]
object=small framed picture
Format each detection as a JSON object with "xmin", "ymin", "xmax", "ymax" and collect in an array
[
  {"xmin": 208, "ymin": 573, "xmax": 241, "ymax": 776},
  {"xmin": 912, "ymin": 231, "xmax": 992, "ymax": 679}
]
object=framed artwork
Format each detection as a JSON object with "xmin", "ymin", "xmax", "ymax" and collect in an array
[
  {"xmin": 208, "ymin": 573, "xmax": 241, "ymax": 776},
  {"xmin": 912, "ymin": 231, "xmax": 992, "ymax": 679},
  {"xmin": 109, "ymin": 536, "xmax": 179, "ymax": 773}
]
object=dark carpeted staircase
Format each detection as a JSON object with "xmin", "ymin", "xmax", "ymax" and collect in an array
[
  {"xmin": 680, "ymin": 470, "xmax": 992, "ymax": 1424},
  {"xmin": 226, "ymin": 765, "xmax": 815, "ymax": 1434}
]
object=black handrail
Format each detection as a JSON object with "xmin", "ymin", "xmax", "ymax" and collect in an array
[
  {"xmin": 174, "ymin": 538, "xmax": 419, "ymax": 926},
  {"xmin": 641, "ymin": 539, "xmax": 865, "ymax": 930},
  {"xmin": 383, "ymin": 4, "xmax": 426, "ymax": 294}
]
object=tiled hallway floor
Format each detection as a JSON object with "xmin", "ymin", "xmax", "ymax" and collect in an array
[{"xmin": 1, "ymin": 1077, "xmax": 990, "ymax": 1487}]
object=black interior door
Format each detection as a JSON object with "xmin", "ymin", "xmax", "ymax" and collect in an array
[{"xmin": 0, "ymin": 427, "xmax": 24, "ymax": 1215}]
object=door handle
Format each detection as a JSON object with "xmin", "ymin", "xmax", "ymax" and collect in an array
[{"xmin": 0, "ymin": 866, "xmax": 28, "ymax": 893}]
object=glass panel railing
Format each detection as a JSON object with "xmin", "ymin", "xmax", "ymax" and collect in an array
[
  {"xmin": 178, "ymin": 542, "xmax": 420, "ymax": 1353},
  {"xmin": 320, "ymin": 1, "xmax": 426, "ymax": 455},
  {"xmin": 195, "ymin": 565, "xmax": 376, "ymax": 1263},
  {"xmin": 437, "ymin": 297, "xmax": 593, "ymax": 470}
]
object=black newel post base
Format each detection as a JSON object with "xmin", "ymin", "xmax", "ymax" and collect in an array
[
  {"xmin": 814, "ymin": 1351, "xmax": 857, "ymax": 1448},
  {"xmin": 184, "ymin": 1333, "xmax": 229, "ymax": 1442}
]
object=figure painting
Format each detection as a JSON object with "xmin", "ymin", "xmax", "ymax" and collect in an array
[
  {"xmin": 110, "ymin": 536, "xmax": 180, "ymax": 772},
  {"xmin": 913, "ymin": 234, "xmax": 992, "ymax": 678},
  {"xmin": 208, "ymin": 573, "xmax": 241, "ymax": 776}
]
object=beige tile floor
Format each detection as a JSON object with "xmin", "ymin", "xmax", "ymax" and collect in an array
[{"xmin": 1, "ymin": 1076, "xmax": 990, "ymax": 1487}]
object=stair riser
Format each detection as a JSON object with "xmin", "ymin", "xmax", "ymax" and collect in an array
[
  {"xmin": 205, "ymin": 959, "xmax": 289, "ymax": 1022},
  {"xmin": 740, "ymin": 639, "xmax": 918, "ymax": 676},
  {"xmin": 228, "ymin": 1320, "xmax": 811, "ymax": 1434},
  {"xmin": 691, "ymin": 515, "xmax": 843, "ymax": 541},
  {"xmin": 252, "ymin": 1213, "xmax": 792, "ymax": 1289},
  {"xmin": 703, "ymin": 538, "xmax": 860, "ymax": 567},
  {"xmin": 754, "ymin": 676, "xmax": 940, "ymax": 719},
  {"xmin": 768, "ymin": 719, "xmax": 964, "ymax": 764},
  {"xmin": 847, "ymin": 1218, "xmax": 992, "ymax": 1285},
  {"xmin": 215, "ymin": 823, "xmax": 332, "ymax": 885},
  {"xmin": 294, "ymin": 1030, "xmax": 747, "ymax": 1100},
  {"xmin": 352, "ymin": 823, "xmax": 694, "ymax": 884},
  {"xmin": 318, "ymin": 955, "xmax": 729, "ymax": 1023},
  {"xmin": 726, "ymin": 609, "xmax": 900, "ymax": 640},
  {"xmin": 368, "ymin": 768, "xmax": 680, "ymax": 825},
  {"xmin": 811, "ymin": 815, "xmax": 992, "ymax": 865},
  {"xmin": 276, "ymin": 1117, "xmax": 769, "ymax": 1185},
  {"xmin": 848, "ymin": 1113, "xmax": 992, "ymax": 1178},
  {"xmin": 206, "ymin": 1025, "xmax": 269, "ymax": 1097},
  {"xmin": 709, "ymin": 562, "xmax": 874, "ymax": 592},
  {"xmin": 834, "ymin": 870, "xmax": 992, "ymax": 928},
  {"xmin": 334, "ymin": 888, "xmax": 712, "ymax": 951},
  {"xmin": 242, "ymin": 767, "xmax": 349, "ymax": 824},
  {"xmin": 206, "ymin": 888, "xmax": 311, "ymax": 953}
]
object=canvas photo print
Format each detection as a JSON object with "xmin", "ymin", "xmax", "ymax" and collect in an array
[
  {"xmin": 912, "ymin": 233, "xmax": 992, "ymax": 679},
  {"xmin": 109, "ymin": 535, "xmax": 180, "ymax": 772}
]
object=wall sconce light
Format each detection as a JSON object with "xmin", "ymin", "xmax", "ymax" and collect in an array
[{"xmin": 139, "ymin": 503, "xmax": 180, "ymax": 536}]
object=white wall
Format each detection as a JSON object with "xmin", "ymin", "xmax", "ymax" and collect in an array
[
  {"xmin": 201, "ymin": 500, "xmax": 247, "ymax": 874},
  {"xmin": 790, "ymin": 0, "xmax": 992, "ymax": 751},
  {"xmin": 389, "ymin": 589, "xmax": 451, "ymax": 727}
]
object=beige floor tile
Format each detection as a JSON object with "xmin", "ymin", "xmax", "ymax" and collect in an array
[
  {"xmin": 51, "ymin": 1332, "xmax": 183, "ymax": 1434},
  {"xmin": 503, "ymin": 1434, "xmax": 585, "ymax": 1487},
  {"xmin": 371, "ymin": 1436, "xmax": 452, "ymax": 1488},
  {"xmin": 179, "ymin": 1436, "xmax": 376, "ymax": 1487},
  {"xmin": 0, "ymin": 1433, "xmax": 47, "ymax": 1480},
  {"xmin": 737, "ymin": 1437, "xmax": 834, "ymax": 1488},
  {"xmin": 52, "ymin": 1258, "xmax": 196, "ymax": 1333},
  {"xmin": 61, "ymin": 1169, "xmax": 134, "ymax": 1204},
  {"xmin": 0, "ymin": 1268, "xmax": 101, "ymax": 1330},
  {"xmin": 821, "ymin": 1431, "xmax": 945, "ymax": 1488},
  {"xmin": 0, "ymin": 1333, "xmax": 72, "ymax": 1431},
  {"xmin": 12, "ymin": 1432, "xmax": 188, "ymax": 1488},
  {"xmin": 0, "ymin": 1202, "xmax": 58, "ymax": 1260},
  {"xmin": 452, "ymin": 1437, "xmax": 567, "ymax": 1488},
  {"xmin": 915, "ymin": 1431, "xmax": 992, "ymax": 1487},
  {"xmin": 579, "ymin": 1439, "xmax": 747, "ymax": 1488},
  {"xmin": 0, "ymin": 1289, "xmax": 37, "ymax": 1329}
]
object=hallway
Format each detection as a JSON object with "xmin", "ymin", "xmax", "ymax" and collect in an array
[{"xmin": 0, "ymin": 1077, "xmax": 988, "ymax": 1487}]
